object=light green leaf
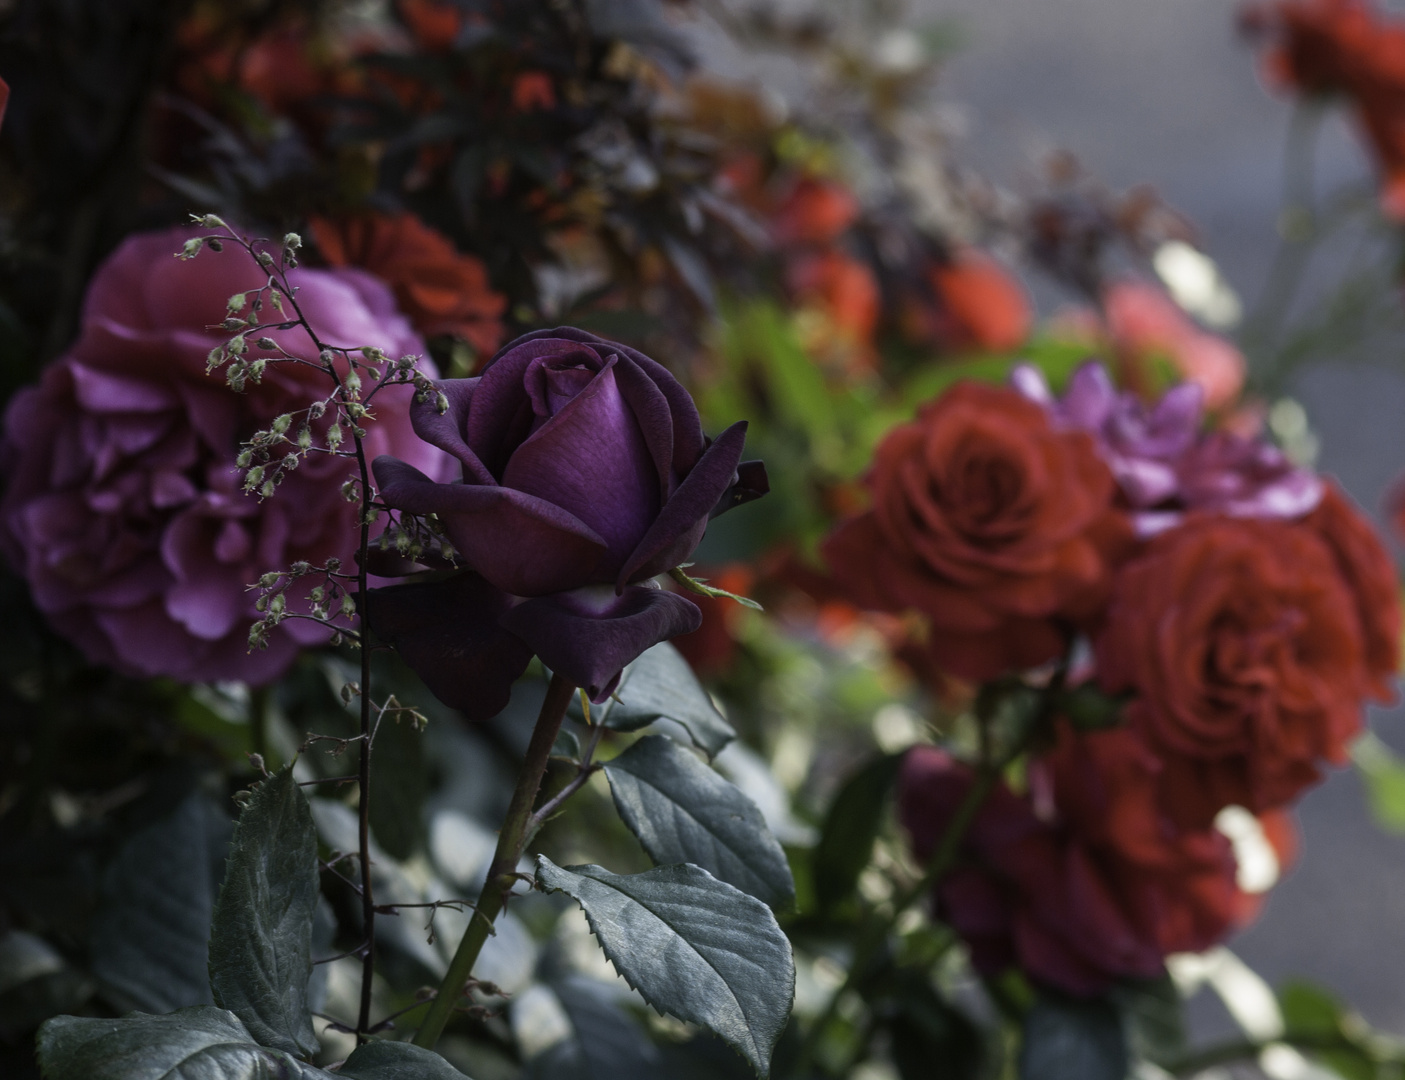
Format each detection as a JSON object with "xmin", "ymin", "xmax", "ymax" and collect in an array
[
  {"xmin": 536, "ymin": 858, "xmax": 794, "ymax": 1078},
  {"xmin": 604, "ymin": 736, "xmax": 794, "ymax": 909}
]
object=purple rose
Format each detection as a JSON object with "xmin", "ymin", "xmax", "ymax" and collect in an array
[
  {"xmin": 0, "ymin": 227, "xmax": 451, "ymax": 684},
  {"xmin": 1014, "ymin": 361, "xmax": 1321, "ymax": 534},
  {"xmin": 369, "ymin": 328, "xmax": 766, "ymax": 718}
]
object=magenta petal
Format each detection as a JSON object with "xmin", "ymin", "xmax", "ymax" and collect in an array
[
  {"xmin": 501, "ymin": 585, "xmax": 702, "ymax": 701},
  {"xmin": 617, "ymin": 421, "xmax": 748, "ymax": 588},
  {"xmin": 408, "ymin": 378, "xmax": 494, "ymax": 484},
  {"xmin": 367, "ymin": 573, "xmax": 533, "ymax": 722},
  {"xmin": 373, "ymin": 456, "xmax": 608, "ymax": 595}
]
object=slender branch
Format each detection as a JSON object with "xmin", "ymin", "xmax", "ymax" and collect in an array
[
  {"xmin": 412, "ymin": 673, "xmax": 578, "ymax": 1051},
  {"xmin": 525, "ymin": 717, "xmax": 607, "ymax": 840}
]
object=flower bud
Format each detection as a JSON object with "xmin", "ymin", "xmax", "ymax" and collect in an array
[
  {"xmin": 227, "ymin": 293, "xmax": 247, "ymax": 313},
  {"xmin": 271, "ymin": 413, "xmax": 292, "ymax": 435},
  {"xmin": 177, "ymin": 237, "xmax": 204, "ymax": 260}
]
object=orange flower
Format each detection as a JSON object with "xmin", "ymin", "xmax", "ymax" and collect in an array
[
  {"xmin": 904, "ymin": 248, "xmax": 1032, "ymax": 355},
  {"xmin": 397, "ymin": 0, "xmax": 464, "ymax": 51},
  {"xmin": 770, "ymin": 177, "xmax": 860, "ymax": 247},
  {"xmin": 512, "ymin": 71, "xmax": 557, "ymax": 112},
  {"xmin": 311, "ymin": 213, "xmax": 507, "ymax": 356},
  {"xmin": 786, "ymin": 250, "xmax": 881, "ymax": 351}
]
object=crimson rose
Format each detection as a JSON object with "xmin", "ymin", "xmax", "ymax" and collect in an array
[
  {"xmin": 822, "ymin": 381, "xmax": 1129, "ymax": 682},
  {"xmin": 370, "ymin": 328, "xmax": 766, "ymax": 718},
  {"xmin": 1096, "ymin": 507, "xmax": 1397, "ymax": 827}
]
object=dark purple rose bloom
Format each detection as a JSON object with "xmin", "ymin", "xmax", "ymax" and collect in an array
[
  {"xmin": 0, "ymin": 227, "xmax": 451, "ymax": 683},
  {"xmin": 1013, "ymin": 361, "xmax": 1321, "ymax": 534},
  {"xmin": 369, "ymin": 328, "xmax": 766, "ymax": 719}
]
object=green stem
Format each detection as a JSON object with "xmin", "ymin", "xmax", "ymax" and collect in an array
[
  {"xmin": 790, "ymin": 749, "xmax": 1016, "ymax": 1077},
  {"xmin": 412, "ymin": 672, "xmax": 577, "ymax": 1050}
]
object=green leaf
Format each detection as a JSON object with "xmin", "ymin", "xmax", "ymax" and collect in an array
[
  {"xmin": 604, "ymin": 735, "xmax": 794, "ymax": 910},
  {"xmin": 1055, "ymin": 684, "xmax": 1126, "ymax": 732},
  {"xmin": 208, "ymin": 766, "xmax": 319, "ymax": 1058},
  {"xmin": 91, "ymin": 790, "xmax": 230, "ymax": 1012},
  {"xmin": 1351, "ymin": 731, "xmax": 1405, "ymax": 832},
  {"xmin": 1114, "ymin": 976, "xmax": 1186, "ymax": 1068},
  {"xmin": 535, "ymin": 857, "xmax": 794, "ymax": 1078},
  {"xmin": 339, "ymin": 1039, "xmax": 475, "ymax": 1079},
  {"xmin": 1017, "ymin": 995, "xmax": 1126, "ymax": 1080},
  {"xmin": 36, "ymin": 1006, "xmax": 316, "ymax": 1080},
  {"xmin": 370, "ymin": 709, "xmax": 426, "ymax": 860},
  {"xmin": 524, "ymin": 977, "xmax": 663, "ymax": 1078},
  {"xmin": 811, "ymin": 754, "xmax": 902, "ymax": 913},
  {"xmin": 884, "ymin": 976, "xmax": 985, "ymax": 1080},
  {"xmin": 590, "ymin": 643, "xmax": 735, "ymax": 758}
]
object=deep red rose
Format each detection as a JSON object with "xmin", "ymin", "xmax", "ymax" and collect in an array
[
  {"xmin": 311, "ymin": 212, "xmax": 507, "ymax": 358},
  {"xmin": 899, "ymin": 740, "xmax": 1241, "ymax": 996},
  {"xmin": 822, "ymin": 382, "xmax": 1130, "ymax": 681},
  {"xmin": 1304, "ymin": 481, "xmax": 1402, "ymax": 698},
  {"xmin": 1097, "ymin": 513, "xmax": 1389, "ymax": 827}
]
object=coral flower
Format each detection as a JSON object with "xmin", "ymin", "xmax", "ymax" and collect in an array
[{"xmin": 311, "ymin": 212, "xmax": 507, "ymax": 358}]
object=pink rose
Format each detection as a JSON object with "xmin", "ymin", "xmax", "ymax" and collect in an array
[{"xmin": 0, "ymin": 227, "xmax": 450, "ymax": 683}]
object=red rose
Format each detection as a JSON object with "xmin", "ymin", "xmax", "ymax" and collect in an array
[
  {"xmin": 822, "ymin": 382, "xmax": 1129, "ymax": 681},
  {"xmin": 310, "ymin": 212, "xmax": 507, "ymax": 357},
  {"xmin": 899, "ymin": 739, "xmax": 1240, "ymax": 996},
  {"xmin": 1304, "ymin": 481, "xmax": 1402, "ymax": 698},
  {"xmin": 1097, "ymin": 513, "xmax": 1389, "ymax": 827}
]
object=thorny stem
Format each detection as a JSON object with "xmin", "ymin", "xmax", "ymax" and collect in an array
[{"xmin": 413, "ymin": 672, "xmax": 577, "ymax": 1051}]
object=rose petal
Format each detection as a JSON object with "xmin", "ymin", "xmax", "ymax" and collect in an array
[
  {"xmin": 500, "ymin": 328, "xmax": 705, "ymax": 474},
  {"xmin": 407, "ymin": 377, "xmax": 495, "ymax": 484},
  {"xmin": 616, "ymin": 420, "xmax": 748, "ymax": 589},
  {"xmin": 500, "ymin": 585, "xmax": 702, "ymax": 701},
  {"xmin": 367, "ymin": 573, "xmax": 533, "ymax": 722},
  {"xmin": 502, "ymin": 359, "xmax": 659, "ymax": 571},
  {"xmin": 373, "ymin": 455, "xmax": 609, "ymax": 595},
  {"xmin": 710, "ymin": 459, "xmax": 770, "ymax": 520}
]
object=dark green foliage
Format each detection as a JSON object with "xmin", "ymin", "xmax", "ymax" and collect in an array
[
  {"xmin": 1017, "ymin": 995, "xmax": 1126, "ymax": 1080},
  {"xmin": 525, "ymin": 976, "xmax": 663, "ymax": 1079},
  {"xmin": 604, "ymin": 735, "xmax": 794, "ymax": 910},
  {"xmin": 811, "ymin": 754, "xmax": 903, "ymax": 914},
  {"xmin": 536, "ymin": 857, "xmax": 795, "ymax": 1078},
  {"xmin": 90, "ymin": 790, "xmax": 230, "ymax": 1013},
  {"xmin": 36, "ymin": 1007, "xmax": 312, "ymax": 1080},
  {"xmin": 207, "ymin": 767, "xmax": 319, "ymax": 1059},
  {"xmin": 589, "ymin": 643, "xmax": 736, "ymax": 758}
]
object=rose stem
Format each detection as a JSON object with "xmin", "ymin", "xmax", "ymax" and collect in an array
[
  {"xmin": 413, "ymin": 672, "xmax": 577, "ymax": 1051},
  {"xmin": 790, "ymin": 677, "xmax": 1055, "ymax": 1080}
]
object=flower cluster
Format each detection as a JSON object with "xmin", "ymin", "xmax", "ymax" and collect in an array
[
  {"xmin": 824, "ymin": 363, "xmax": 1400, "ymax": 994},
  {"xmin": 0, "ymin": 227, "xmax": 451, "ymax": 684}
]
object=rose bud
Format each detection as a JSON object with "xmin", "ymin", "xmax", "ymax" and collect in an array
[{"xmin": 368, "ymin": 328, "xmax": 766, "ymax": 720}]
